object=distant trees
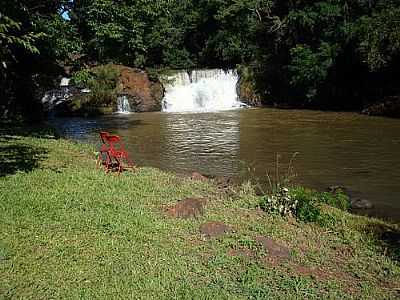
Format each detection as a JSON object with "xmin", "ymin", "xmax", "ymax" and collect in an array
[
  {"xmin": 1, "ymin": 0, "xmax": 400, "ymax": 119},
  {"xmin": 0, "ymin": 0, "xmax": 80, "ymax": 120}
]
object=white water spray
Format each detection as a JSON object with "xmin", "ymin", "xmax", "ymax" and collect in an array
[
  {"xmin": 117, "ymin": 95, "xmax": 131, "ymax": 113},
  {"xmin": 162, "ymin": 69, "xmax": 244, "ymax": 113}
]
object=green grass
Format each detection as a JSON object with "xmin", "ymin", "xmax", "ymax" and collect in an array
[{"xmin": 0, "ymin": 125, "xmax": 399, "ymax": 299}]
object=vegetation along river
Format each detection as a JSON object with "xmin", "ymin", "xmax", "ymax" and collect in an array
[{"xmin": 50, "ymin": 108, "xmax": 400, "ymax": 221}]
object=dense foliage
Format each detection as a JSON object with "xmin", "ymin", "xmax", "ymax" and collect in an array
[{"xmin": 1, "ymin": 0, "xmax": 400, "ymax": 118}]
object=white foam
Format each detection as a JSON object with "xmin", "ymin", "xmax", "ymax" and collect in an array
[{"xmin": 162, "ymin": 69, "xmax": 243, "ymax": 113}]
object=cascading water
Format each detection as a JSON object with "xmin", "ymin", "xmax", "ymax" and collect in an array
[
  {"xmin": 42, "ymin": 77, "xmax": 74, "ymax": 111},
  {"xmin": 162, "ymin": 69, "xmax": 244, "ymax": 113},
  {"xmin": 117, "ymin": 95, "xmax": 132, "ymax": 113}
]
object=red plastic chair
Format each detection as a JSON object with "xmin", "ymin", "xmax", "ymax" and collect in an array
[
  {"xmin": 97, "ymin": 131, "xmax": 112, "ymax": 170},
  {"xmin": 104, "ymin": 134, "xmax": 134, "ymax": 174}
]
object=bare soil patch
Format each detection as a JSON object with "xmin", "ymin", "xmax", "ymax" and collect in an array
[
  {"xmin": 199, "ymin": 221, "xmax": 233, "ymax": 239},
  {"xmin": 165, "ymin": 198, "xmax": 207, "ymax": 219},
  {"xmin": 255, "ymin": 236, "xmax": 291, "ymax": 264}
]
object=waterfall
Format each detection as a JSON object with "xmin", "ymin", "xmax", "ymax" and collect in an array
[
  {"xmin": 42, "ymin": 77, "xmax": 74, "ymax": 111},
  {"xmin": 162, "ymin": 69, "xmax": 244, "ymax": 113},
  {"xmin": 117, "ymin": 95, "xmax": 132, "ymax": 113},
  {"xmin": 60, "ymin": 77, "xmax": 70, "ymax": 87}
]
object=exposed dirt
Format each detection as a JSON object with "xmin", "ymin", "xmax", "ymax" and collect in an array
[
  {"xmin": 255, "ymin": 236, "xmax": 291, "ymax": 264},
  {"xmin": 227, "ymin": 248, "xmax": 255, "ymax": 258},
  {"xmin": 199, "ymin": 221, "xmax": 233, "ymax": 239},
  {"xmin": 165, "ymin": 198, "xmax": 207, "ymax": 219},
  {"xmin": 190, "ymin": 172, "xmax": 208, "ymax": 181},
  {"xmin": 292, "ymin": 265, "xmax": 334, "ymax": 281}
]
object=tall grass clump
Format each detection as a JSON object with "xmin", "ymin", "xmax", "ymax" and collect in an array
[{"xmin": 258, "ymin": 153, "xmax": 350, "ymax": 224}]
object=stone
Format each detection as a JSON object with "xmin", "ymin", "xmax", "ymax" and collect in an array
[
  {"xmin": 190, "ymin": 172, "xmax": 208, "ymax": 181},
  {"xmin": 115, "ymin": 65, "xmax": 164, "ymax": 112},
  {"xmin": 255, "ymin": 236, "xmax": 291, "ymax": 262},
  {"xmin": 165, "ymin": 198, "xmax": 206, "ymax": 219},
  {"xmin": 199, "ymin": 221, "xmax": 233, "ymax": 238},
  {"xmin": 351, "ymin": 199, "xmax": 374, "ymax": 209},
  {"xmin": 361, "ymin": 96, "xmax": 400, "ymax": 118},
  {"xmin": 327, "ymin": 185, "xmax": 348, "ymax": 194}
]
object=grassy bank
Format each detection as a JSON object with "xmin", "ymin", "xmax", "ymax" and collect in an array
[{"xmin": 0, "ymin": 125, "xmax": 399, "ymax": 299}]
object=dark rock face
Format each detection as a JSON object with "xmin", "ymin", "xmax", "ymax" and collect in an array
[
  {"xmin": 362, "ymin": 96, "xmax": 400, "ymax": 118},
  {"xmin": 165, "ymin": 198, "xmax": 206, "ymax": 219},
  {"xmin": 199, "ymin": 221, "xmax": 233, "ymax": 238},
  {"xmin": 116, "ymin": 65, "xmax": 164, "ymax": 112}
]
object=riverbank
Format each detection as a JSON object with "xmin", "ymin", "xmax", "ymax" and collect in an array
[{"xmin": 1, "ymin": 124, "xmax": 399, "ymax": 299}]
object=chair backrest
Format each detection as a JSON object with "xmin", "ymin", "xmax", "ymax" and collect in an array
[
  {"xmin": 105, "ymin": 135, "xmax": 125, "ymax": 151},
  {"xmin": 99, "ymin": 131, "xmax": 110, "ymax": 144}
]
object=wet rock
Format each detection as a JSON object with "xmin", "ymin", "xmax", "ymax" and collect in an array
[
  {"xmin": 165, "ymin": 198, "xmax": 206, "ymax": 219},
  {"xmin": 351, "ymin": 199, "xmax": 374, "ymax": 209},
  {"xmin": 191, "ymin": 172, "xmax": 208, "ymax": 181},
  {"xmin": 361, "ymin": 96, "xmax": 400, "ymax": 119},
  {"xmin": 327, "ymin": 185, "xmax": 348, "ymax": 194},
  {"xmin": 255, "ymin": 236, "xmax": 291, "ymax": 262},
  {"xmin": 199, "ymin": 221, "xmax": 233, "ymax": 238},
  {"xmin": 116, "ymin": 65, "xmax": 164, "ymax": 112}
]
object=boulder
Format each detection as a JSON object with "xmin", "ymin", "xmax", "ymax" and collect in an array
[
  {"xmin": 361, "ymin": 96, "xmax": 400, "ymax": 118},
  {"xmin": 351, "ymin": 199, "xmax": 374, "ymax": 209},
  {"xmin": 115, "ymin": 65, "xmax": 164, "ymax": 112}
]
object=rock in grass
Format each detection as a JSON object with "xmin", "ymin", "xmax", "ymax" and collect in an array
[
  {"xmin": 190, "ymin": 172, "xmax": 208, "ymax": 181},
  {"xmin": 351, "ymin": 199, "xmax": 374, "ymax": 209},
  {"xmin": 200, "ymin": 221, "xmax": 233, "ymax": 238},
  {"xmin": 255, "ymin": 236, "xmax": 291, "ymax": 262},
  {"xmin": 166, "ymin": 198, "xmax": 206, "ymax": 219}
]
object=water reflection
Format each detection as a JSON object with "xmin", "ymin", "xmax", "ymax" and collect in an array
[{"xmin": 160, "ymin": 112, "xmax": 240, "ymax": 175}]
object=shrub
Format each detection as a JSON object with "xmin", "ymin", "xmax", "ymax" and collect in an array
[
  {"xmin": 70, "ymin": 65, "xmax": 120, "ymax": 109},
  {"xmin": 289, "ymin": 187, "xmax": 321, "ymax": 222},
  {"xmin": 71, "ymin": 69, "xmax": 93, "ymax": 87}
]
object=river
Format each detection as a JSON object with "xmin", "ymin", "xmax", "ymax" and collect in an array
[{"xmin": 50, "ymin": 108, "xmax": 400, "ymax": 221}]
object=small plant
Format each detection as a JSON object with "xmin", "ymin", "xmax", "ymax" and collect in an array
[
  {"xmin": 259, "ymin": 187, "xmax": 298, "ymax": 218},
  {"xmin": 289, "ymin": 187, "xmax": 321, "ymax": 222},
  {"xmin": 320, "ymin": 189, "xmax": 350, "ymax": 211}
]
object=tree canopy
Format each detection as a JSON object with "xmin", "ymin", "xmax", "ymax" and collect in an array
[{"xmin": 1, "ymin": 0, "xmax": 400, "ymax": 118}]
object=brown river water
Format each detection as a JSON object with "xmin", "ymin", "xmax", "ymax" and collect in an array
[{"xmin": 50, "ymin": 108, "xmax": 400, "ymax": 221}]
